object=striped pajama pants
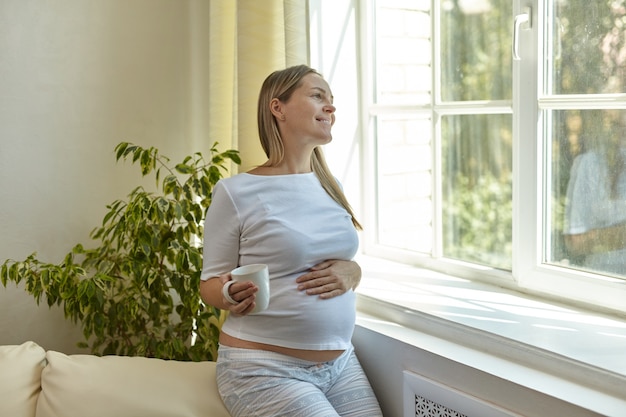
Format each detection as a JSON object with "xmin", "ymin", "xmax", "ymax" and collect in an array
[{"xmin": 216, "ymin": 344, "xmax": 383, "ymax": 417}]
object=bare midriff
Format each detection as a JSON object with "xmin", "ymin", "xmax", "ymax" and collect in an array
[{"xmin": 219, "ymin": 332, "xmax": 344, "ymax": 362}]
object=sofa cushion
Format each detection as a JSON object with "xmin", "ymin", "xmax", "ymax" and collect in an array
[
  {"xmin": 0, "ymin": 341, "xmax": 46, "ymax": 417},
  {"xmin": 36, "ymin": 350, "xmax": 230, "ymax": 417}
]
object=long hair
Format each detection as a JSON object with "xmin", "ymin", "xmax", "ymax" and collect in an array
[{"xmin": 257, "ymin": 65, "xmax": 362, "ymax": 230}]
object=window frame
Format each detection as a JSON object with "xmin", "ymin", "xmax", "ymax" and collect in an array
[
  {"xmin": 515, "ymin": 0, "xmax": 626, "ymax": 313},
  {"xmin": 358, "ymin": 0, "xmax": 626, "ymax": 315}
]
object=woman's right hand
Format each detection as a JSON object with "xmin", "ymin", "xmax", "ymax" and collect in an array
[{"xmin": 218, "ymin": 273, "xmax": 259, "ymax": 316}]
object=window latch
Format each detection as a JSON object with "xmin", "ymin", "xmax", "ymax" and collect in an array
[{"xmin": 513, "ymin": 6, "xmax": 532, "ymax": 61}]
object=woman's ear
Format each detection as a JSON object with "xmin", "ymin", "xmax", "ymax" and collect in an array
[{"xmin": 270, "ymin": 98, "xmax": 285, "ymax": 121}]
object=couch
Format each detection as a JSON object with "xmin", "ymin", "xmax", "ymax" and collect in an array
[{"xmin": 0, "ymin": 341, "xmax": 231, "ymax": 417}]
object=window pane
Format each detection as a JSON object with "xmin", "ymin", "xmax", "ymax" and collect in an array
[
  {"xmin": 440, "ymin": 0, "xmax": 512, "ymax": 102},
  {"xmin": 550, "ymin": 1, "xmax": 626, "ymax": 95},
  {"xmin": 441, "ymin": 114, "xmax": 512, "ymax": 270},
  {"xmin": 375, "ymin": 0, "xmax": 431, "ymax": 105},
  {"xmin": 547, "ymin": 109, "xmax": 626, "ymax": 278},
  {"xmin": 376, "ymin": 114, "xmax": 432, "ymax": 253}
]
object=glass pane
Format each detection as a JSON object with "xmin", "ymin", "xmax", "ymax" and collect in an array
[
  {"xmin": 375, "ymin": 0, "xmax": 431, "ymax": 105},
  {"xmin": 549, "ymin": 1, "xmax": 626, "ymax": 95},
  {"xmin": 441, "ymin": 114, "xmax": 512, "ymax": 270},
  {"xmin": 440, "ymin": 0, "xmax": 512, "ymax": 102},
  {"xmin": 547, "ymin": 109, "xmax": 626, "ymax": 278},
  {"xmin": 376, "ymin": 114, "xmax": 433, "ymax": 253}
]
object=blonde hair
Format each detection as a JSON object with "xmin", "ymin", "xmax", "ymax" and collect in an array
[{"xmin": 257, "ymin": 65, "xmax": 362, "ymax": 230}]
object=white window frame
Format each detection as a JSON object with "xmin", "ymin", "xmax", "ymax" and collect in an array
[
  {"xmin": 514, "ymin": 0, "xmax": 626, "ymax": 313},
  {"xmin": 356, "ymin": 0, "xmax": 626, "ymax": 315}
]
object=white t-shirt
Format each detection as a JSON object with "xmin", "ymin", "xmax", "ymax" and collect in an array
[
  {"xmin": 564, "ymin": 150, "xmax": 626, "ymax": 274},
  {"xmin": 201, "ymin": 172, "xmax": 359, "ymax": 350}
]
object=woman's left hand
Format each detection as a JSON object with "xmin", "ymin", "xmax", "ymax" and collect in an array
[{"xmin": 296, "ymin": 260, "xmax": 361, "ymax": 299}]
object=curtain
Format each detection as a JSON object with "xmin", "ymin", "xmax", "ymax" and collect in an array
[{"xmin": 208, "ymin": 0, "xmax": 309, "ymax": 173}]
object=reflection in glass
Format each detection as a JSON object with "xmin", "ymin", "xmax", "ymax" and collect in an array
[
  {"xmin": 550, "ymin": 1, "xmax": 626, "ymax": 95},
  {"xmin": 442, "ymin": 114, "xmax": 512, "ymax": 270},
  {"xmin": 548, "ymin": 110, "xmax": 626, "ymax": 278},
  {"xmin": 440, "ymin": 0, "xmax": 512, "ymax": 102}
]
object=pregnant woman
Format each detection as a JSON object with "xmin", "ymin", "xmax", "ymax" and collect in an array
[{"xmin": 199, "ymin": 65, "xmax": 382, "ymax": 417}]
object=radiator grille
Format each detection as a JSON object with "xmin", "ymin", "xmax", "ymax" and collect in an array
[
  {"xmin": 403, "ymin": 371, "xmax": 519, "ymax": 417},
  {"xmin": 415, "ymin": 394, "xmax": 468, "ymax": 417}
]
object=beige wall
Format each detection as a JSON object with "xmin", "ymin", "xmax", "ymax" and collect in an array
[{"xmin": 0, "ymin": 0, "xmax": 212, "ymax": 353}]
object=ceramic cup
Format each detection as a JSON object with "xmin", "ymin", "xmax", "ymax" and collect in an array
[{"xmin": 231, "ymin": 264, "xmax": 270, "ymax": 314}]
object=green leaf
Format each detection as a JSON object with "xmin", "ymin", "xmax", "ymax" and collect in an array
[
  {"xmin": 140, "ymin": 149, "xmax": 153, "ymax": 175},
  {"xmin": 224, "ymin": 150, "xmax": 241, "ymax": 164},
  {"xmin": 208, "ymin": 165, "xmax": 221, "ymax": 184},
  {"xmin": 163, "ymin": 175, "xmax": 178, "ymax": 196},
  {"xmin": 0, "ymin": 263, "xmax": 6, "ymax": 287},
  {"xmin": 175, "ymin": 163, "xmax": 194, "ymax": 174},
  {"xmin": 131, "ymin": 146, "xmax": 142, "ymax": 162},
  {"xmin": 115, "ymin": 142, "xmax": 129, "ymax": 161},
  {"xmin": 173, "ymin": 201, "xmax": 183, "ymax": 220},
  {"xmin": 188, "ymin": 249, "xmax": 203, "ymax": 270},
  {"xmin": 155, "ymin": 167, "xmax": 161, "ymax": 188}
]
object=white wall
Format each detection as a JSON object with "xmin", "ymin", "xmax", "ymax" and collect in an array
[
  {"xmin": 0, "ymin": 0, "xmax": 212, "ymax": 354},
  {"xmin": 353, "ymin": 321, "xmax": 607, "ymax": 417}
]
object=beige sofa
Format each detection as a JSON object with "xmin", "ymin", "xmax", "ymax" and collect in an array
[{"xmin": 0, "ymin": 341, "xmax": 231, "ymax": 417}]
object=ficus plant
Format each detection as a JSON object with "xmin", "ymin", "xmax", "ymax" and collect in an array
[{"xmin": 1, "ymin": 142, "xmax": 240, "ymax": 361}]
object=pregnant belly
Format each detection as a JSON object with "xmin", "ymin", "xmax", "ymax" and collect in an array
[
  {"xmin": 218, "ymin": 332, "xmax": 345, "ymax": 362},
  {"xmin": 220, "ymin": 288, "xmax": 356, "ymax": 357}
]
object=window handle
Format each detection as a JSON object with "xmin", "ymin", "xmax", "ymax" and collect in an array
[{"xmin": 513, "ymin": 6, "xmax": 532, "ymax": 60}]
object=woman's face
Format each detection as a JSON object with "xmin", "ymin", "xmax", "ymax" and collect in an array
[{"xmin": 275, "ymin": 73, "xmax": 336, "ymax": 147}]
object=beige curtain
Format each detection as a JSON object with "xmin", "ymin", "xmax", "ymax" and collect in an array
[{"xmin": 208, "ymin": 0, "xmax": 309, "ymax": 173}]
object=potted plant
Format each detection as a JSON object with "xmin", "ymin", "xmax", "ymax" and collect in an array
[{"xmin": 1, "ymin": 142, "xmax": 240, "ymax": 361}]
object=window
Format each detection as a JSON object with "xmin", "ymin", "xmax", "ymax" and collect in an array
[{"xmin": 360, "ymin": 0, "xmax": 626, "ymax": 313}]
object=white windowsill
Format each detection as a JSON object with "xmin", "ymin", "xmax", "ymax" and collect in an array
[{"xmin": 354, "ymin": 255, "xmax": 626, "ymax": 414}]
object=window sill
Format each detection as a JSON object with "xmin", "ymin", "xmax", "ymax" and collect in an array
[{"xmin": 355, "ymin": 255, "xmax": 626, "ymax": 412}]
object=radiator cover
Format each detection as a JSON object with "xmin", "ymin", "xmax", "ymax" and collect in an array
[{"xmin": 403, "ymin": 370, "xmax": 521, "ymax": 417}]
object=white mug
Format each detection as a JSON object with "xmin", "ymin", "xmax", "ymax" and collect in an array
[{"xmin": 231, "ymin": 264, "xmax": 270, "ymax": 314}]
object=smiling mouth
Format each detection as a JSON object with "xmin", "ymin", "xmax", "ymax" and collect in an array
[{"xmin": 316, "ymin": 118, "xmax": 331, "ymax": 125}]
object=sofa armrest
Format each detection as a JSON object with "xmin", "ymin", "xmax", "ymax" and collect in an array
[
  {"xmin": 0, "ymin": 341, "xmax": 46, "ymax": 417},
  {"xmin": 36, "ymin": 350, "xmax": 230, "ymax": 417}
]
